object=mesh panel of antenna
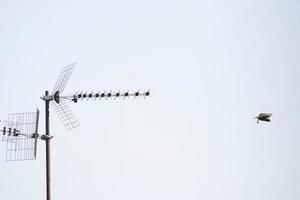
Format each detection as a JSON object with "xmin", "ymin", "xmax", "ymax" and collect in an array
[
  {"xmin": 1, "ymin": 110, "xmax": 39, "ymax": 161},
  {"xmin": 52, "ymin": 63, "xmax": 76, "ymax": 95},
  {"xmin": 51, "ymin": 99, "xmax": 80, "ymax": 130}
]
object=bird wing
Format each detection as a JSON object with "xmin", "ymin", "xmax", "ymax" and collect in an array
[{"xmin": 259, "ymin": 113, "xmax": 272, "ymax": 118}]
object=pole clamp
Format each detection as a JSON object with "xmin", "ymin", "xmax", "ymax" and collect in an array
[{"xmin": 41, "ymin": 135, "xmax": 54, "ymax": 141}]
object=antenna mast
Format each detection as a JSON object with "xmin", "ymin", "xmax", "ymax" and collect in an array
[{"xmin": 44, "ymin": 90, "xmax": 51, "ymax": 200}]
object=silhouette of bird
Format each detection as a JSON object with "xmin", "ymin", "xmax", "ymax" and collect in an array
[{"xmin": 254, "ymin": 113, "xmax": 273, "ymax": 123}]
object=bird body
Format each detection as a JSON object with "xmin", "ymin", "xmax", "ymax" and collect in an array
[{"xmin": 254, "ymin": 113, "xmax": 272, "ymax": 123}]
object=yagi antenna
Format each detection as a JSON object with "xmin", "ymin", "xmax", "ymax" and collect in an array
[
  {"xmin": 40, "ymin": 63, "xmax": 149, "ymax": 200},
  {"xmin": 44, "ymin": 63, "xmax": 149, "ymax": 130},
  {"xmin": 1, "ymin": 62, "xmax": 150, "ymax": 200}
]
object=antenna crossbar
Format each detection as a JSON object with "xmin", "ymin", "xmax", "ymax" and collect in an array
[{"xmin": 61, "ymin": 90, "xmax": 150, "ymax": 102}]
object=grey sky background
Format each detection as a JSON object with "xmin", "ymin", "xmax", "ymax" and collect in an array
[{"xmin": 1, "ymin": 0, "xmax": 300, "ymax": 199}]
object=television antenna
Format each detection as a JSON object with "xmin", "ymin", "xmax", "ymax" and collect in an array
[
  {"xmin": 1, "ymin": 109, "xmax": 39, "ymax": 161},
  {"xmin": 1, "ymin": 63, "xmax": 150, "ymax": 200}
]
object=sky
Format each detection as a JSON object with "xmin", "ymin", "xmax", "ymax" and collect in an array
[{"xmin": 0, "ymin": 0, "xmax": 300, "ymax": 199}]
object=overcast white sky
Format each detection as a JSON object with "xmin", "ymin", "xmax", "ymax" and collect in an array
[{"xmin": 1, "ymin": 0, "xmax": 300, "ymax": 200}]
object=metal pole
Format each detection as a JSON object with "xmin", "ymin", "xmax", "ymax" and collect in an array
[{"xmin": 45, "ymin": 91, "xmax": 51, "ymax": 200}]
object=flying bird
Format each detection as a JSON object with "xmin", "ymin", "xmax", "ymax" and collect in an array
[{"xmin": 254, "ymin": 113, "xmax": 273, "ymax": 123}]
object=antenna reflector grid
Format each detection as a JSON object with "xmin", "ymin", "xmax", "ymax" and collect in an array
[
  {"xmin": 51, "ymin": 63, "xmax": 76, "ymax": 95},
  {"xmin": 51, "ymin": 99, "xmax": 80, "ymax": 130},
  {"xmin": 3, "ymin": 110, "xmax": 39, "ymax": 161}
]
